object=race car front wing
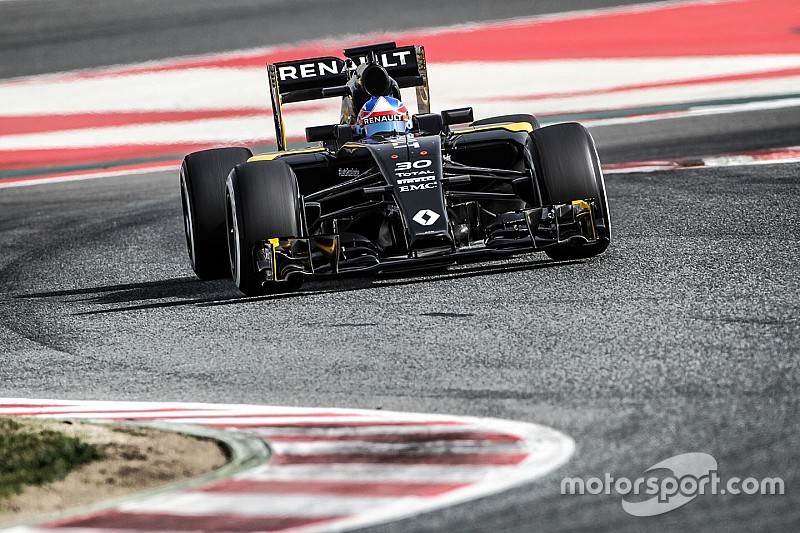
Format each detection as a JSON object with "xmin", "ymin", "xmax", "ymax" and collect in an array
[{"xmin": 254, "ymin": 199, "xmax": 601, "ymax": 285}]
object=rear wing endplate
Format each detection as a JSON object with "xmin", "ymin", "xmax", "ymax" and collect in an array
[{"xmin": 267, "ymin": 43, "xmax": 430, "ymax": 151}]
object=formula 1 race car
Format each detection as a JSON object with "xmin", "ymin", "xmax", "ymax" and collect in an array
[{"xmin": 180, "ymin": 42, "xmax": 611, "ymax": 295}]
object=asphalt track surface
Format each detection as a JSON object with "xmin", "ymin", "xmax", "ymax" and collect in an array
[{"xmin": 1, "ymin": 1, "xmax": 799, "ymax": 532}]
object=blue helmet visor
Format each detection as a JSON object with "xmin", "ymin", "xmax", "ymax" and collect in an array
[{"xmin": 364, "ymin": 120, "xmax": 406, "ymax": 137}]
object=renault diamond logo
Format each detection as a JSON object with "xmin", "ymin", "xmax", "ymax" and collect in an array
[{"xmin": 412, "ymin": 209, "xmax": 440, "ymax": 226}]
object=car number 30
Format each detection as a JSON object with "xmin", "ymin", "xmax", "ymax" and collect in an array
[{"xmin": 395, "ymin": 160, "xmax": 432, "ymax": 171}]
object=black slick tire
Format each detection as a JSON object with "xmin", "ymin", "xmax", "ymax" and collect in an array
[
  {"xmin": 531, "ymin": 122, "xmax": 611, "ymax": 260},
  {"xmin": 225, "ymin": 160, "xmax": 303, "ymax": 296},
  {"xmin": 180, "ymin": 147, "xmax": 252, "ymax": 279}
]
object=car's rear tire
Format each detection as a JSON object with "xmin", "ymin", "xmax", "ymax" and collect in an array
[
  {"xmin": 180, "ymin": 147, "xmax": 252, "ymax": 279},
  {"xmin": 531, "ymin": 122, "xmax": 611, "ymax": 260},
  {"xmin": 472, "ymin": 113, "xmax": 540, "ymax": 130},
  {"xmin": 225, "ymin": 160, "xmax": 304, "ymax": 296}
]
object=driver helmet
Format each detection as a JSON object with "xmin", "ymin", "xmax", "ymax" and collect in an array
[{"xmin": 356, "ymin": 95, "xmax": 411, "ymax": 138}]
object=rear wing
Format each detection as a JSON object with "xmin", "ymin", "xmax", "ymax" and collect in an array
[{"xmin": 267, "ymin": 42, "xmax": 430, "ymax": 151}]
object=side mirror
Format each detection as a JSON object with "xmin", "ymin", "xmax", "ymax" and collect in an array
[
  {"xmin": 334, "ymin": 124, "xmax": 353, "ymax": 143},
  {"xmin": 306, "ymin": 124, "xmax": 353, "ymax": 149},
  {"xmin": 413, "ymin": 113, "xmax": 445, "ymax": 135},
  {"xmin": 441, "ymin": 107, "xmax": 474, "ymax": 127},
  {"xmin": 305, "ymin": 124, "xmax": 354, "ymax": 144},
  {"xmin": 306, "ymin": 124, "xmax": 336, "ymax": 143}
]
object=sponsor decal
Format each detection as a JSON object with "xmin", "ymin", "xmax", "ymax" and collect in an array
[
  {"xmin": 338, "ymin": 167, "xmax": 360, "ymax": 178},
  {"xmin": 399, "ymin": 182, "xmax": 437, "ymax": 193},
  {"xmin": 352, "ymin": 50, "xmax": 414, "ymax": 68},
  {"xmin": 412, "ymin": 209, "xmax": 441, "ymax": 226},
  {"xmin": 361, "ymin": 114, "xmax": 405, "ymax": 126},
  {"xmin": 396, "ymin": 175, "xmax": 436, "ymax": 185},
  {"xmin": 274, "ymin": 46, "xmax": 417, "ymax": 87},
  {"xmin": 395, "ymin": 169, "xmax": 434, "ymax": 178},
  {"xmin": 394, "ymin": 160, "xmax": 434, "ymax": 179},
  {"xmin": 277, "ymin": 59, "xmax": 342, "ymax": 81}
]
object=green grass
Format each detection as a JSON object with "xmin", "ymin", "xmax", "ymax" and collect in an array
[{"xmin": 0, "ymin": 418, "xmax": 102, "ymax": 498}]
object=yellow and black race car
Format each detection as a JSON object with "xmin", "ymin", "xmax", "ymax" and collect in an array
[{"xmin": 180, "ymin": 42, "xmax": 611, "ymax": 295}]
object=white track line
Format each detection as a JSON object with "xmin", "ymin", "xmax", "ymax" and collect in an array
[
  {"xmin": 267, "ymin": 441, "xmax": 526, "ymax": 455},
  {"xmin": 117, "ymin": 492, "xmax": 424, "ymax": 517},
  {"xmin": 237, "ymin": 463, "xmax": 512, "ymax": 483}
]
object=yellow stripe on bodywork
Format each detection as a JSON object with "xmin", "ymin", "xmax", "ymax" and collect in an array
[
  {"xmin": 451, "ymin": 122, "xmax": 534, "ymax": 135},
  {"xmin": 248, "ymin": 147, "xmax": 326, "ymax": 162}
]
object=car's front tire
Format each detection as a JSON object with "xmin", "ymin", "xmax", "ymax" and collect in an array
[
  {"xmin": 180, "ymin": 147, "xmax": 252, "ymax": 279},
  {"xmin": 531, "ymin": 122, "xmax": 611, "ymax": 260},
  {"xmin": 225, "ymin": 160, "xmax": 304, "ymax": 296}
]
